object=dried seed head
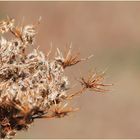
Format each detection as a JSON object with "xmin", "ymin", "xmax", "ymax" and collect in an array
[
  {"xmin": 22, "ymin": 25, "xmax": 36, "ymax": 44},
  {"xmin": 79, "ymin": 72, "xmax": 113, "ymax": 92},
  {"xmin": 55, "ymin": 47, "xmax": 93, "ymax": 69},
  {"xmin": 0, "ymin": 17, "xmax": 15, "ymax": 34},
  {"xmin": 0, "ymin": 17, "xmax": 111, "ymax": 139}
]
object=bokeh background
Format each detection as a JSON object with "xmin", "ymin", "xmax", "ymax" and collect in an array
[{"xmin": 0, "ymin": 1, "xmax": 140, "ymax": 139}]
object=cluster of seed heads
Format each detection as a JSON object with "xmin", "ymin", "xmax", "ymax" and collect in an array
[{"xmin": 0, "ymin": 17, "xmax": 111, "ymax": 139}]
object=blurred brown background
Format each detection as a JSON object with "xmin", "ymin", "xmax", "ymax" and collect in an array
[{"xmin": 0, "ymin": 1, "xmax": 140, "ymax": 139}]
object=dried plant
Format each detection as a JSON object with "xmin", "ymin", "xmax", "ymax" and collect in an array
[{"xmin": 0, "ymin": 17, "xmax": 112, "ymax": 139}]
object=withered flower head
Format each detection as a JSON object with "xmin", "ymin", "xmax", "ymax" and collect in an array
[{"xmin": 0, "ymin": 17, "xmax": 111, "ymax": 139}]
